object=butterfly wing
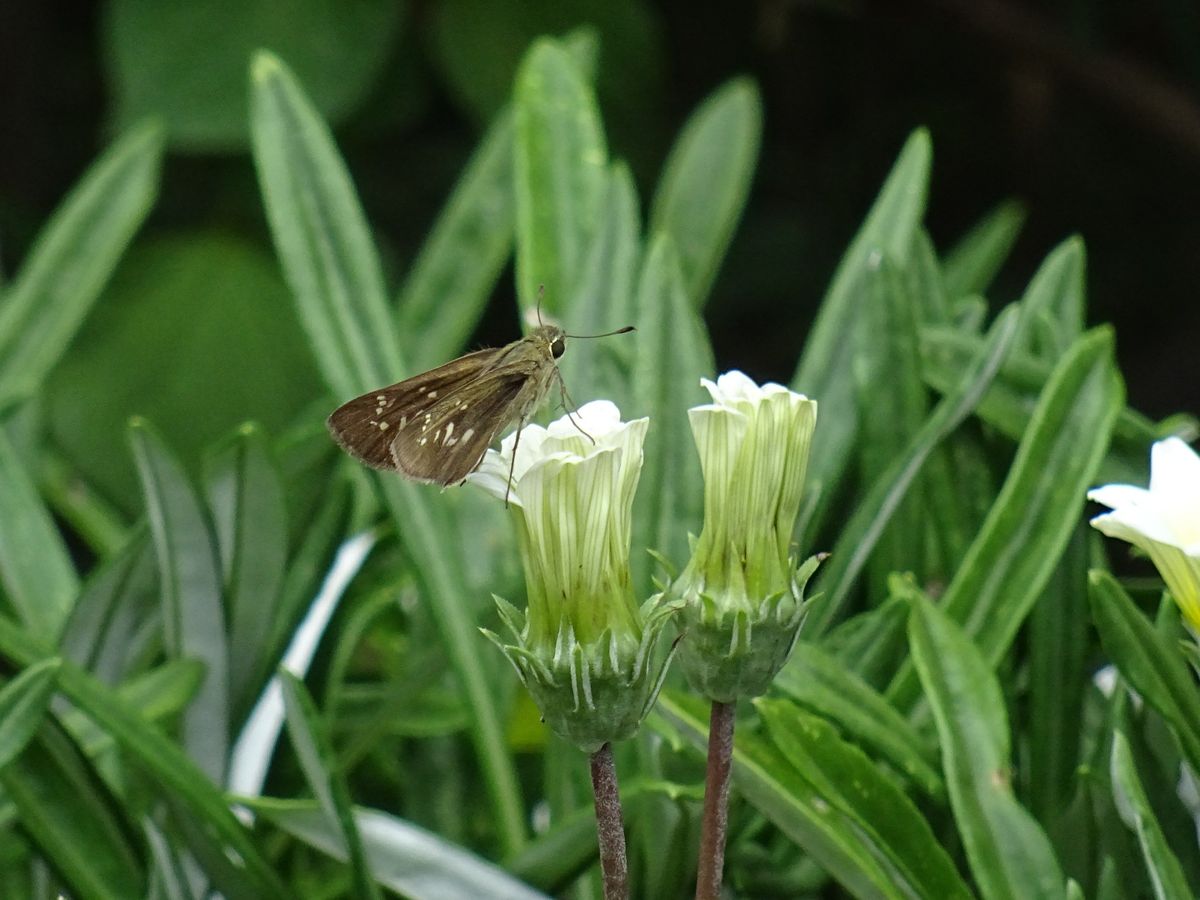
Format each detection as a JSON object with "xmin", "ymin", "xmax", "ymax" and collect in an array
[{"xmin": 326, "ymin": 348, "xmax": 501, "ymax": 471}]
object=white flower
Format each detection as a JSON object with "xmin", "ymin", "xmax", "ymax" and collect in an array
[
  {"xmin": 673, "ymin": 371, "xmax": 821, "ymax": 701},
  {"xmin": 1089, "ymin": 437, "xmax": 1200, "ymax": 630}
]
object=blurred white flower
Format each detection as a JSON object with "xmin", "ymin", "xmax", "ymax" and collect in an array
[{"xmin": 1089, "ymin": 437, "xmax": 1200, "ymax": 631}]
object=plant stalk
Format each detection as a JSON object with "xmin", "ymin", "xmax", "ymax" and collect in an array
[
  {"xmin": 695, "ymin": 699, "xmax": 735, "ymax": 900},
  {"xmin": 590, "ymin": 742, "xmax": 629, "ymax": 900}
]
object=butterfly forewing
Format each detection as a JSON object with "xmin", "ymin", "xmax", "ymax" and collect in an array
[{"xmin": 326, "ymin": 348, "xmax": 502, "ymax": 472}]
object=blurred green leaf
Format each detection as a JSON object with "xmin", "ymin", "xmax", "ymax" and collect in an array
[
  {"xmin": 280, "ymin": 673, "xmax": 381, "ymax": 900},
  {"xmin": 104, "ymin": 0, "xmax": 401, "ymax": 150},
  {"xmin": 941, "ymin": 200, "xmax": 1026, "ymax": 300},
  {"xmin": 908, "ymin": 594, "xmax": 1066, "ymax": 900},
  {"xmin": 792, "ymin": 129, "xmax": 931, "ymax": 532},
  {"xmin": 254, "ymin": 799, "xmax": 550, "ymax": 900},
  {"xmin": 807, "ymin": 303, "xmax": 1020, "ymax": 634},
  {"xmin": 656, "ymin": 692, "xmax": 936, "ymax": 899},
  {"xmin": 649, "ymin": 77, "xmax": 762, "ymax": 307},
  {"xmin": 0, "ymin": 616, "xmax": 288, "ymax": 897},
  {"xmin": 397, "ymin": 110, "xmax": 515, "ymax": 371},
  {"xmin": 1016, "ymin": 237, "xmax": 1085, "ymax": 356},
  {"xmin": 45, "ymin": 233, "xmax": 322, "ymax": 512},
  {"xmin": 1089, "ymin": 571, "xmax": 1200, "ymax": 775},
  {"xmin": 820, "ymin": 595, "xmax": 910, "ymax": 689},
  {"xmin": 249, "ymin": 52, "xmax": 525, "ymax": 853},
  {"xmin": 0, "ymin": 429, "xmax": 78, "ymax": 642},
  {"xmin": 1, "ymin": 721, "xmax": 145, "ymax": 900},
  {"xmin": 774, "ymin": 644, "xmax": 943, "ymax": 799},
  {"xmin": 130, "ymin": 419, "xmax": 229, "ymax": 783},
  {"xmin": 759, "ymin": 699, "xmax": 972, "ymax": 900},
  {"xmin": 0, "ymin": 658, "xmax": 61, "ymax": 769},
  {"xmin": 250, "ymin": 50, "xmax": 405, "ymax": 398},
  {"xmin": 0, "ymin": 122, "xmax": 162, "ymax": 407},
  {"xmin": 889, "ymin": 327, "xmax": 1124, "ymax": 707},
  {"xmin": 513, "ymin": 37, "xmax": 608, "ymax": 315},
  {"xmin": 630, "ymin": 234, "xmax": 714, "ymax": 586},
  {"xmin": 204, "ymin": 424, "xmax": 286, "ymax": 716},
  {"xmin": 1110, "ymin": 730, "xmax": 1195, "ymax": 900}
]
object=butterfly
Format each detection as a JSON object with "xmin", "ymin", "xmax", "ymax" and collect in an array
[{"xmin": 327, "ymin": 323, "xmax": 633, "ymax": 487}]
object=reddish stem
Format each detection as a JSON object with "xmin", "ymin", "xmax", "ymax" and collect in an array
[
  {"xmin": 695, "ymin": 700, "xmax": 735, "ymax": 900},
  {"xmin": 590, "ymin": 742, "xmax": 629, "ymax": 900}
]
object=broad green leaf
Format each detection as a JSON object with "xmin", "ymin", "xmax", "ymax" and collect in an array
[
  {"xmin": 204, "ymin": 424, "xmax": 287, "ymax": 716},
  {"xmin": 889, "ymin": 327, "xmax": 1123, "ymax": 706},
  {"xmin": 774, "ymin": 644, "xmax": 942, "ymax": 798},
  {"xmin": 397, "ymin": 110, "xmax": 515, "ymax": 371},
  {"xmin": 130, "ymin": 419, "xmax": 229, "ymax": 783},
  {"xmin": 0, "ymin": 616, "xmax": 288, "ymax": 897},
  {"xmin": 254, "ymin": 799, "xmax": 550, "ymax": 900},
  {"xmin": 630, "ymin": 234, "xmax": 715, "ymax": 586},
  {"xmin": 0, "ymin": 429, "xmax": 78, "ymax": 641},
  {"xmin": 1, "ymin": 722, "xmax": 144, "ymax": 900},
  {"xmin": 0, "ymin": 122, "xmax": 163, "ymax": 406},
  {"xmin": 249, "ymin": 53, "xmax": 524, "ymax": 852},
  {"xmin": 513, "ymin": 38, "xmax": 607, "ymax": 314},
  {"xmin": 280, "ymin": 673, "xmax": 381, "ymax": 900},
  {"xmin": 908, "ymin": 595, "xmax": 1066, "ymax": 900},
  {"xmin": 941, "ymin": 200, "xmax": 1026, "ymax": 299},
  {"xmin": 759, "ymin": 699, "xmax": 972, "ymax": 900},
  {"xmin": 1089, "ymin": 571, "xmax": 1200, "ymax": 775},
  {"xmin": 105, "ymin": 0, "xmax": 400, "ymax": 150},
  {"xmin": 655, "ymin": 692, "xmax": 921, "ymax": 899},
  {"xmin": 0, "ymin": 658, "xmax": 62, "ymax": 768},
  {"xmin": 820, "ymin": 595, "xmax": 909, "ymax": 689},
  {"xmin": 649, "ymin": 77, "xmax": 761, "ymax": 306},
  {"xmin": 249, "ymin": 50, "xmax": 404, "ymax": 398},
  {"xmin": 1110, "ymin": 731, "xmax": 1194, "ymax": 900},
  {"xmin": 806, "ymin": 303, "xmax": 1021, "ymax": 634},
  {"xmin": 791, "ymin": 129, "xmax": 931, "ymax": 533}
]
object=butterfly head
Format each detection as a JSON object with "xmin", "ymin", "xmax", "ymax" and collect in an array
[{"xmin": 529, "ymin": 324, "xmax": 567, "ymax": 360}]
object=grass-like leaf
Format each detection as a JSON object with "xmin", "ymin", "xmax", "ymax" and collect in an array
[
  {"xmin": 0, "ymin": 122, "xmax": 163, "ymax": 406},
  {"xmin": 0, "ymin": 657, "xmax": 62, "ymax": 768},
  {"xmin": 280, "ymin": 672, "xmax": 382, "ymax": 900},
  {"xmin": 129, "ymin": 418, "xmax": 229, "ymax": 783},
  {"xmin": 908, "ymin": 594, "xmax": 1066, "ymax": 900},
  {"xmin": 513, "ymin": 37, "xmax": 607, "ymax": 315},
  {"xmin": 649, "ymin": 77, "xmax": 762, "ymax": 307},
  {"xmin": 941, "ymin": 199, "xmax": 1026, "ymax": 300},
  {"xmin": 0, "ymin": 428, "xmax": 79, "ymax": 642}
]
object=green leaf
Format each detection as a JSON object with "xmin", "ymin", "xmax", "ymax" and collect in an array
[
  {"xmin": 759, "ymin": 699, "xmax": 972, "ymax": 900},
  {"xmin": 249, "ymin": 52, "xmax": 525, "ymax": 853},
  {"xmin": 820, "ymin": 595, "xmax": 910, "ymax": 689},
  {"xmin": 1015, "ymin": 237, "xmax": 1085, "ymax": 356},
  {"xmin": 649, "ymin": 77, "xmax": 761, "ymax": 306},
  {"xmin": 630, "ymin": 234, "xmax": 715, "ymax": 585},
  {"xmin": 1088, "ymin": 571, "xmax": 1200, "ymax": 775},
  {"xmin": 0, "ymin": 616, "xmax": 288, "ymax": 897},
  {"xmin": 791, "ymin": 129, "xmax": 931, "ymax": 533},
  {"xmin": 889, "ymin": 327, "xmax": 1124, "ymax": 706},
  {"xmin": 513, "ymin": 37, "xmax": 608, "ymax": 315},
  {"xmin": 1110, "ymin": 730, "xmax": 1194, "ymax": 900},
  {"xmin": 254, "ymin": 799, "xmax": 550, "ymax": 900},
  {"xmin": 249, "ymin": 50, "xmax": 405, "ymax": 398},
  {"xmin": 654, "ymin": 692, "xmax": 924, "ymax": 899},
  {"xmin": 907, "ymin": 595, "xmax": 1066, "ymax": 900},
  {"xmin": 280, "ymin": 673, "xmax": 381, "ymax": 900},
  {"xmin": 397, "ymin": 110, "xmax": 515, "ymax": 371},
  {"xmin": 105, "ymin": 0, "xmax": 401, "ymax": 150},
  {"xmin": 0, "ymin": 658, "xmax": 62, "ymax": 768},
  {"xmin": 0, "ymin": 428, "xmax": 78, "ymax": 642},
  {"xmin": 1, "ymin": 721, "xmax": 144, "ymax": 900},
  {"xmin": 806, "ymin": 303, "xmax": 1021, "ymax": 634},
  {"xmin": 0, "ymin": 122, "xmax": 163, "ymax": 406},
  {"xmin": 204, "ymin": 424, "xmax": 287, "ymax": 716},
  {"xmin": 129, "ymin": 419, "xmax": 229, "ymax": 783},
  {"xmin": 774, "ymin": 644, "xmax": 942, "ymax": 799},
  {"xmin": 941, "ymin": 200, "xmax": 1026, "ymax": 300}
]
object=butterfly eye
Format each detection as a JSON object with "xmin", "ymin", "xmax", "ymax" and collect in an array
[{"xmin": 550, "ymin": 337, "xmax": 565, "ymax": 358}]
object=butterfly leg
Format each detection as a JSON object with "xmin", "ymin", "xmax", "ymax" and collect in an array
[
  {"xmin": 505, "ymin": 419, "xmax": 524, "ymax": 507},
  {"xmin": 555, "ymin": 368, "xmax": 595, "ymax": 444}
]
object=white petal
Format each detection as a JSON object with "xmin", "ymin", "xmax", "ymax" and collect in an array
[
  {"xmin": 1149, "ymin": 438, "xmax": 1200, "ymax": 495},
  {"xmin": 1089, "ymin": 507, "xmax": 1176, "ymax": 548},
  {"xmin": 1087, "ymin": 484, "xmax": 1152, "ymax": 511}
]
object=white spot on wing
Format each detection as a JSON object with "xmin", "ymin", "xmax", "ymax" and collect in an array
[
  {"xmin": 379, "ymin": 422, "xmax": 389, "ymax": 431},
  {"xmin": 427, "ymin": 390, "xmax": 438, "ymax": 399},
  {"xmin": 462, "ymin": 428, "xmax": 475, "ymax": 442}
]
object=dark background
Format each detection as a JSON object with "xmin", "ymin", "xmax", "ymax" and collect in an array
[{"xmin": 2, "ymin": 0, "xmax": 1197, "ymax": 505}]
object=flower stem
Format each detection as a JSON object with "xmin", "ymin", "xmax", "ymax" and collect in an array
[
  {"xmin": 695, "ymin": 700, "xmax": 735, "ymax": 900},
  {"xmin": 589, "ymin": 742, "xmax": 629, "ymax": 900}
]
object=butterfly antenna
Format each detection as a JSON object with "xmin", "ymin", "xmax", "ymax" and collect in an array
[
  {"xmin": 563, "ymin": 325, "xmax": 635, "ymax": 339},
  {"xmin": 536, "ymin": 284, "xmax": 545, "ymax": 328}
]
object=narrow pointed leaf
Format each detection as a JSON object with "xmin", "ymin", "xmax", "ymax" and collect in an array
[
  {"xmin": 649, "ymin": 77, "xmax": 761, "ymax": 306},
  {"xmin": 0, "ymin": 658, "xmax": 62, "ymax": 768},
  {"xmin": 0, "ymin": 122, "xmax": 163, "ymax": 405},
  {"xmin": 941, "ymin": 200, "xmax": 1026, "ymax": 300}
]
